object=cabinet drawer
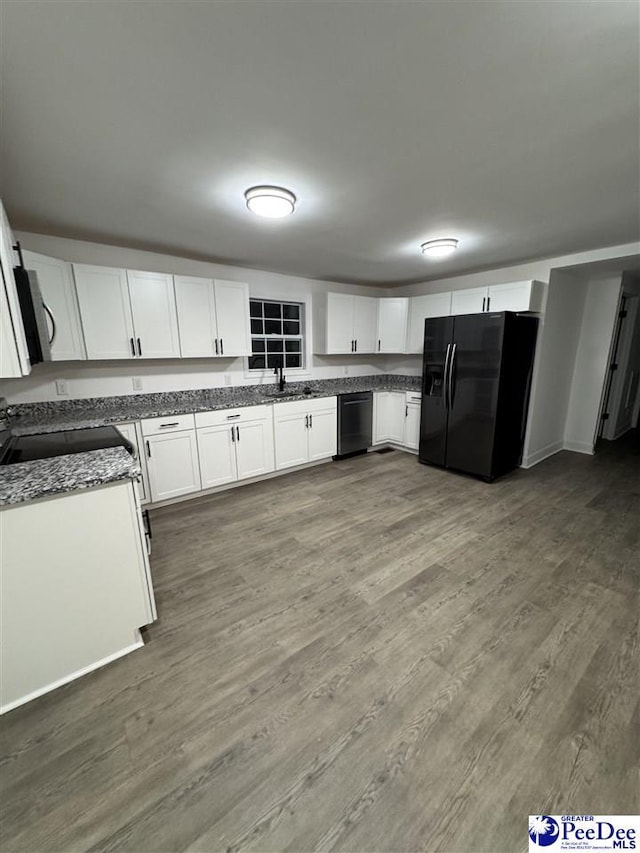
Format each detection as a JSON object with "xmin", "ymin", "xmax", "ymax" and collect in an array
[
  {"xmin": 272, "ymin": 396, "xmax": 336, "ymax": 418},
  {"xmin": 406, "ymin": 391, "xmax": 422, "ymax": 404},
  {"xmin": 141, "ymin": 414, "xmax": 195, "ymax": 436},
  {"xmin": 195, "ymin": 405, "xmax": 270, "ymax": 428}
]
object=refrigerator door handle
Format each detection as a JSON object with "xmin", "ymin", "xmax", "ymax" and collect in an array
[
  {"xmin": 443, "ymin": 343, "xmax": 452, "ymax": 409},
  {"xmin": 448, "ymin": 343, "xmax": 457, "ymax": 409}
]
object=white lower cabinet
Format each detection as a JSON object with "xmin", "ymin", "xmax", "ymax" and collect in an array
[
  {"xmin": 374, "ymin": 392, "xmax": 406, "ymax": 444},
  {"xmin": 114, "ymin": 421, "xmax": 150, "ymax": 504},
  {"xmin": 274, "ymin": 397, "xmax": 337, "ymax": 470},
  {"xmin": 404, "ymin": 392, "xmax": 422, "ymax": 450},
  {"xmin": 141, "ymin": 415, "xmax": 201, "ymax": 502},
  {"xmin": 196, "ymin": 405, "xmax": 274, "ymax": 489}
]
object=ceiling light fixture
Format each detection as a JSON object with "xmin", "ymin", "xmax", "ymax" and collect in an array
[
  {"xmin": 421, "ymin": 238, "xmax": 459, "ymax": 259},
  {"xmin": 245, "ymin": 185, "xmax": 296, "ymax": 218}
]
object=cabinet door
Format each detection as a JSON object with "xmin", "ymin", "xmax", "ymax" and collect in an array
[
  {"xmin": 127, "ymin": 271, "xmax": 180, "ymax": 359},
  {"xmin": 175, "ymin": 276, "xmax": 217, "ymax": 358},
  {"xmin": 146, "ymin": 431, "xmax": 201, "ymax": 502},
  {"xmin": 407, "ymin": 293, "xmax": 452, "ymax": 353},
  {"xmin": 404, "ymin": 402, "xmax": 421, "ymax": 450},
  {"xmin": 236, "ymin": 419, "xmax": 275, "ymax": 480},
  {"xmin": 450, "ymin": 286, "xmax": 488, "ymax": 316},
  {"xmin": 307, "ymin": 407, "xmax": 337, "ymax": 461},
  {"xmin": 326, "ymin": 293, "xmax": 355, "ymax": 354},
  {"xmin": 74, "ymin": 264, "xmax": 135, "ymax": 359},
  {"xmin": 352, "ymin": 296, "xmax": 378, "ymax": 354},
  {"xmin": 213, "ymin": 280, "xmax": 251, "ymax": 357},
  {"xmin": 23, "ymin": 251, "xmax": 86, "ymax": 361},
  {"xmin": 375, "ymin": 392, "xmax": 405, "ymax": 443},
  {"xmin": 197, "ymin": 424, "xmax": 237, "ymax": 489},
  {"xmin": 486, "ymin": 281, "xmax": 533, "ymax": 312},
  {"xmin": 274, "ymin": 410, "xmax": 309, "ymax": 470},
  {"xmin": 377, "ymin": 298, "xmax": 408, "ymax": 353},
  {"xmin": 114, "ymin": 422, "xmax": 149, "ymax": 504}
]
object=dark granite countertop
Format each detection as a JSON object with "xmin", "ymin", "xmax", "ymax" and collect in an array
[
  {"xmin": 0, "ymin": 375, "xmax": 419, "ymax": 505},
  {"xmin": 8, "ymin": 375, "xmax": 421, "ymax": 435},
  {"xmin": 0, "ymin": 447, "xmax": 140, "ymax": 507}
]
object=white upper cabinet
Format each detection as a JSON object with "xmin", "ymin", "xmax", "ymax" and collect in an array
[
  {"xmin": 174, "ymin": 275, "xmax": 217, "ymax": 358},
  {"xmin": 319, "ymin": 293, "xmax": 378, "ymax": 354},
  {"xmin": 450, "ymin": 281, "xmax": 544, "ymax": 315},
  {"xmin": 127, "ymin": 270, "xmax": 180, "ymax": 359},
  {"xmin": 175, "ymin": 276, "xmax": 250, "ymax": 358},
  {"xmin": 0, "ymin": 201, "xmax": 30, "ymax": 377},
  {"xmin": 486, "ymin": 280, "xmax": 544, "ymax": 313},
  {"xmin": 325, "ymin": 293, "xmax": 357, "ymax": 354},
  {"xmin": 23, "ymin": 251, "xmax": 86, "ymax": 361},
  {"xmin": 352, "ymin": 296, "xmax": 378, "ymax": 354},
  {"xmin": 213, "ymin": 279, "xmax": 251, "ymax": 357},
  {"xmin": 74, "ymin": 264, "xmax": 135, "ymax": 359},
  {"xmin": 406, "ymin": 292, "xmax": 452, "ymax": 353},
  {"xmin": 377, "ymin": 297, "xmax": 408, "ymax": 353},
  {"xmin": 450, "ymin": 286, "xmax": 487, "ymax": 316}
]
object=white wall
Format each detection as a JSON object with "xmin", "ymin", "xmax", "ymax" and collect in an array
[
  {"xmin": 0, "ymin": 232, "xmax": 386, "ymax": 403},
  {"xmin": 563, "ymin": 275, "xmax": 622, "ymax": 453},
  {"xmin": 521, "ymin": 270, "xmax": 588, "ymax": 466}
]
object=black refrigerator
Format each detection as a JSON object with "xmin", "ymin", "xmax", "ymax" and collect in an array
[{"xmin": 419, "ymin": 311, "xmax": 538, "ymax": 481}]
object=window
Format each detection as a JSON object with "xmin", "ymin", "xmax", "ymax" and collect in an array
[{"xmin": 248, "ymin": 299, "xmax": 304, "ymax": 370}]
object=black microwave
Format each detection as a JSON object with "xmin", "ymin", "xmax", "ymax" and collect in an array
[{"xmin": 13, "ymin": 265, "xmax": 52, "ymax": 365}]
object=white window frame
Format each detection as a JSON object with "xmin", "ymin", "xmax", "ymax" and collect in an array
[{"xmin": 244, "ymin": 293, "xmax": 313, "ymax": 381}]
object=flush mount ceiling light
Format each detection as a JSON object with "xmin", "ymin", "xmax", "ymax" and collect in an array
[
  {"xmin": 244, "ymin": 185, "xmax": 296, "ymax": 218},
  {"xmin": 421, "ymin": 238, "xmax": 459, "ymax": 259}
]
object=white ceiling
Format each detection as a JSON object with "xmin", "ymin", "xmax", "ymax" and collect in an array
[{"xmin": 1, "ymin": 1, "xmax": 638, "ymax": 285}]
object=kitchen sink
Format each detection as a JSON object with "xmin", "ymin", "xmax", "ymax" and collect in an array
[{"xmin": 264, "ymin": 390, "xmax": 304, "ymax": 399}]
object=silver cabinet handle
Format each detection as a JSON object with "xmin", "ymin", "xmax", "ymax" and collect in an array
[
  {"xmin": 487, "ymin": 296, "xmax": 491, "ymax": 311},
  {"xmin": 137, "ymin": 338, "xmax": 142, "ymax": 356},
  {"xmin": 226, "ymin": 414, "xmax": 240, "ymax": 419},
  {"xmin": 146, "ymin": 440, "xmax": 151, "ymax": 458},
  {"xmin": 231, "ymin": 426, "xmax": 235, "ymax": 442},
  {"xmin": 305, "ymin": 414, "xmax": 309, "ymax": 428},
  {"xmin": 236, "ymin": 425, "xmax": 240, "ymax": 441},
  {"xmin": 220, "ymin": 338, "xmax": 224, "ymax": 355},
  {"xmin": 443, "ymin": 343, "xmax": 452, "ymax": 409},
  {"xmin": 378, "ymin": 339, "xmax": 381, "ymax": 352},
  {"xmin": 405, "ymin": 405, "xmax": 408, "ymax": 417},
  {"xmin": 354, "ymin": 340, "xmax": 357, "ymax": 352},
  {"xmin": 309, "ymin": 413, "xmax": 313, "ymax": 427},
  {"xmin": 482, "ymin": 297, "xmax": 486, "ymax": 312},
  {"xmin": 130, "ymin": 337, "xmax": 136, "ymax": 357},
  {"xmin": 159, "ymin": 422, "xmax": 180, "ymax": 428},
  {"xmin": 42, "ymin": 302, "xmax": 56, "ymax": 344},
  {"xmin": 215, "ymin": 338, "xmax": 219, "ymax": 355}
]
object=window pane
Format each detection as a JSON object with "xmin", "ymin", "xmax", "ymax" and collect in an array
[
  {"xmin": 267, "ymin": 340, "xmax": 283, "ymax": 353},
  {"xmin": 283, "ymin": 320, "xmax": 299, "ymax": 336},
  {"xmin": 285, "ymin": 354, "xmax": 301, "ymax": 368},
  {"xmin": 249, "ymin": 354, "xmax": 265, "ymax": 369},
  {"xmin": 267, "ymin": 354, "xmax": 284, "ymax": 369},
  {"xmin": 265, "ymin": 319, "xmax": 281, "ymax": 335},
  {"xmin": 249, "ymin": 300, "xmax": 263, "ymax": 318},
  {"xmin": 264, "ymin": 303, "xmax": 281, "ymax": 319},
  {"xmin": 285, "ymin": 340, "xmax": 301, "ymax": 353},
  {"xmin": 251, "ymin": 319, "xmax": 264, "ymax": 335},
  {"xmin": 283, "ymin": 304, "xmax": 299, "ymax": 320},
  {"xmin": 252, "ymin": 338, "xmax": 265, "ymax": 353}
]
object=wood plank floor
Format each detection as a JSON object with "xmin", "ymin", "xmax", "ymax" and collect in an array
[{"xmin": 1, "ymin": 437, "xmax": 639, "ymax": 853}]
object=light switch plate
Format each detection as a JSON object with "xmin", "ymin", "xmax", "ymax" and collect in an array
[
  {"xmin": 55, "ymin": 379, "xmax": 69, "ymax": 396},
  {"xmin": 224, "ymin": 374, "xmax": 232, "ymax": 385},
  {"xmin": 132, "ymin": 377, "xmax": 143, "ymax": 391},
  {"xmin": 343, "ymin": 365, "xmax": 349, "ymax": 375}
]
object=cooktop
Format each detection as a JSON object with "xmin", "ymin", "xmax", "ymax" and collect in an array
[{"xmin": 0, "ymin": 426, "xmax": 134, "ymax": 466}]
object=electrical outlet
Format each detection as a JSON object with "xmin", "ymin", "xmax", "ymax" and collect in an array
[
  {"xmin": 132, "ymin": 377, "xmax": 143, "ymax": 391},
  {"xmin": 343, "ymin": 365, "xmax": 349, "ymax": 376},
  {"xmin": 224, "ymin": 373, "xmax": 232, "ymax": 386},
  {"xmin": 55, "ymin": 379, "xmax": 69, "ymax": 396}
]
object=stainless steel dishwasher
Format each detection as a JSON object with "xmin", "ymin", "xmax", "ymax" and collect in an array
[{"xmin": 337, "ymin": 391, "xmax": 373, "ymax": 458}]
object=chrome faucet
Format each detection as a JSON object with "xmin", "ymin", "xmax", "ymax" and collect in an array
[{"xmin": 274, "ymin": 363, "xmax": 286, "ymax": 392}]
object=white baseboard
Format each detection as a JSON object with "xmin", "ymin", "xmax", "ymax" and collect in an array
[
  {"xmin": 563, "ymin": 440, "xmax": 595, "ymax": 455},
  {"xmin": 0, "ymin": 635, "xmax": 144, "ymax": 715},
  {"xmin": 520, "ymin": 440, "xmax": 564, "ymax": 468}
]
